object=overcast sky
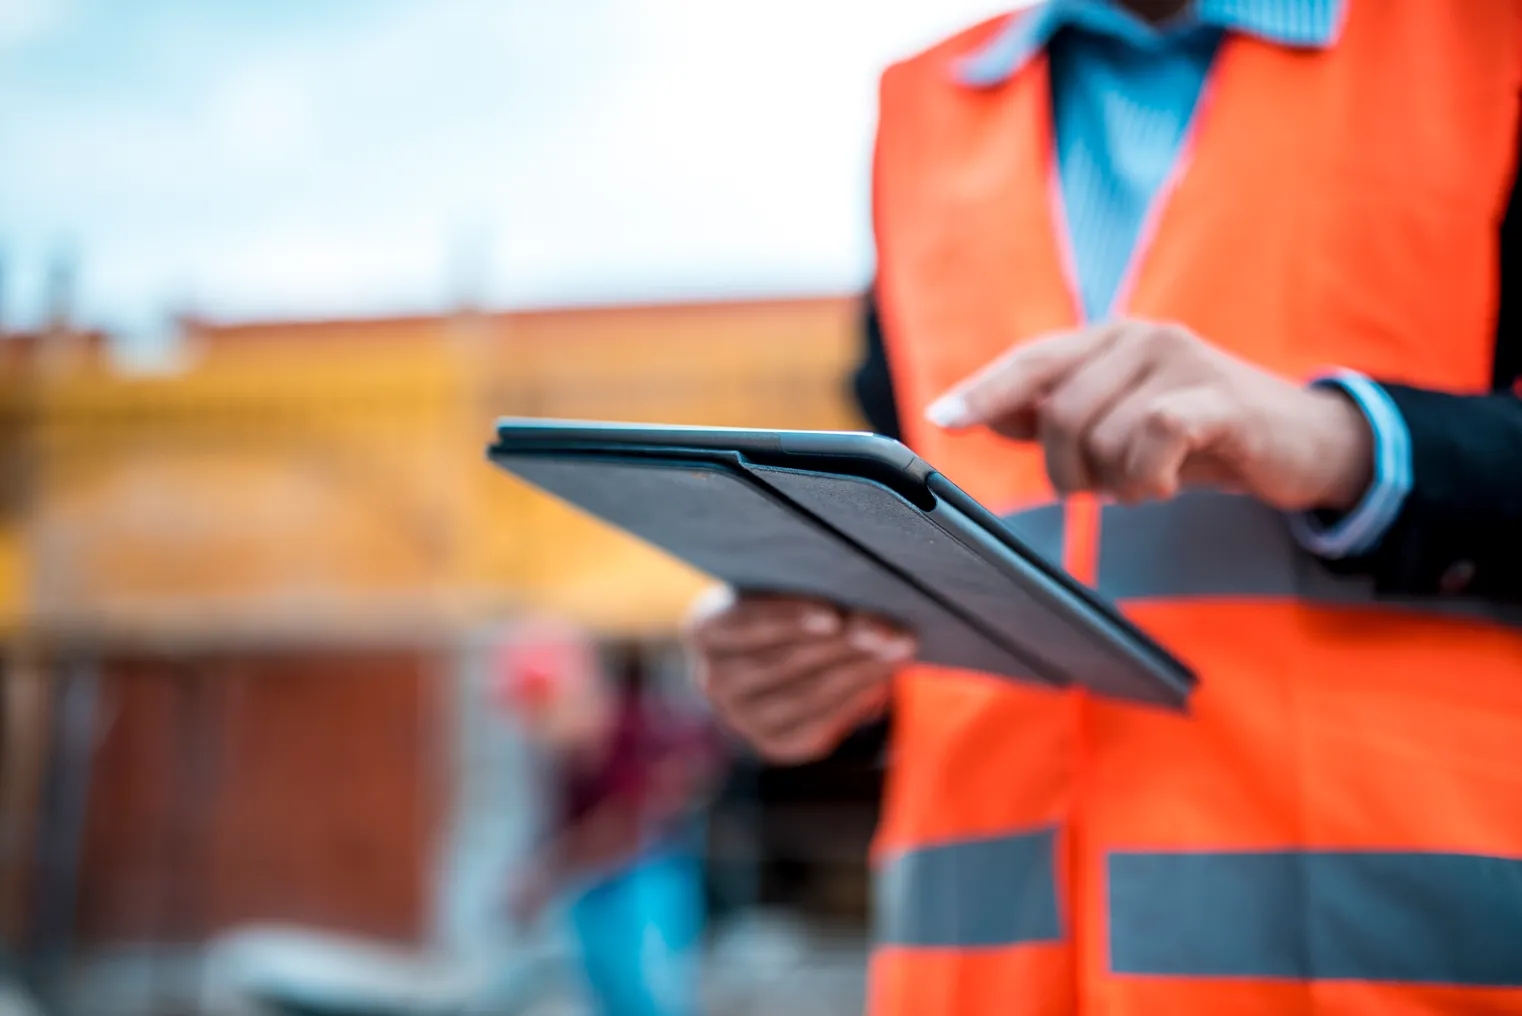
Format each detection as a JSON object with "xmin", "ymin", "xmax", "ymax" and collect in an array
[{"xmin": 1, "ymin": 0, "xmax": 1017, "ymax": 337}]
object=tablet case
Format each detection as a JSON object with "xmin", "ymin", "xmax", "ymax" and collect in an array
[{"xmin": 492, "ymin": 447, "xmax": 1189, "ymax": 708}]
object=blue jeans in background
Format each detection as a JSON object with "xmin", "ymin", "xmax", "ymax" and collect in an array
[{"xmin": 566, "ymin": 848, "xmax": 704, "ymax": 1016}]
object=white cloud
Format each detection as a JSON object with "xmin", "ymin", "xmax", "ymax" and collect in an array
[{"xmin": 0, "ymin": 0, "xmax": 1018, "ymax": 329}]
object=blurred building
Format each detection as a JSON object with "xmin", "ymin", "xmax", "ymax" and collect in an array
[{"xmin": 0, "ymin": 297, "xmax": 876, "ymax": 998}]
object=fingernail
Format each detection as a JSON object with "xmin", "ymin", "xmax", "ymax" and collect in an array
[
  {"xmin": 925, "ymin": 392, "xmax": 971, "ymax": 428},
  {"xmin": 802, "ymin": 609, "xmax": 840, "ymax": 635},
  {"xmin": 848, "ymin": 627, "xmax": 886, "ymax": 653},
  {"xmin": 881, "ymin": 637, "xmax": 915, "ymax": 662}
]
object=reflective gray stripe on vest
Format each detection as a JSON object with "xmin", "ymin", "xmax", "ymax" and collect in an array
[
  {"xmin": 1109, "ymin": 850, "xmax": 1522, "ymax": 985},
  {"xmin": 1004, "ymin": 492, "xmax": 1522, "ymax": 627},
  {"xmin": 876, "ymin": 828, "xmax": 1062, "ymax": 947},
  {"xmin": 1094, "ymin": 492, "xmax": 1297, "ymax": 599}
]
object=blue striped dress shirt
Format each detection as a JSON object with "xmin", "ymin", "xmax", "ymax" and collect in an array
[{"xmin": 956, "ymin": 0, "xmax": 1409, "ymax": 558}]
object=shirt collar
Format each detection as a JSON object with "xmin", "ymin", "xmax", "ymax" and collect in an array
[{"xmin": 956, "ymin": 0, "xmax": 1344, "ymax": 88}]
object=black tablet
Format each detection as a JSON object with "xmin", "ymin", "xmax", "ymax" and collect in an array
[{"xmin": 488, "ymin": 419, "xmax": 1194, "ymax": 709}]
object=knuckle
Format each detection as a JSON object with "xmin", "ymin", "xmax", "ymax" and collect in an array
[
  {"xmin": 1143, "ymin": 399, "xmax": 1191, "ymax": 439},
  {"xmin": 1086, "ymin": 426, "xmax": 1126, "ymax": 467},
  {"xmin": 1111, "ymin": 322, "xmax": 1146, "ymax": 350},
  {"xmin": 1143, "ymin": 323, "xmax": 1192, "ymax": 357},
  {"xmin": 1038, "ymin": 397, "xmax": 1082, "ymax": 442},
  {"xmin": 1125, "ymin": 443, "xmax": 1177, "ymax": 497}
]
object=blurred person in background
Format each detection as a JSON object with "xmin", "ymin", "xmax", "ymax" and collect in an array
[
  {"xmin": 498, "ymin": 618, "xmax": 720, "ymax": 1016},
  {"xmin": 692, "ymin": 1, "xmax": 1522, "ymax": 1014}
]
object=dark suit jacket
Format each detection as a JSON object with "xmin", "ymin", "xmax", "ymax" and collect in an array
[{"xmin": 852, "ymin": 162, "xmax": 1522, "ymax": 604}]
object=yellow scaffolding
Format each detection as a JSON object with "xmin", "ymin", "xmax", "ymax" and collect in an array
[{"xmin": 0, "ymin": 297, "xmax": 865, "ymax": 646}]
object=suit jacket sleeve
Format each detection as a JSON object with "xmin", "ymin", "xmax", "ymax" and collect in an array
[{"xmin": 1350, "ymin": 385, "xmax": 1522, "ymax": 601}]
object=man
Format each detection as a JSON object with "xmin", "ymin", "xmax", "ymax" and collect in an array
[{"xmin": 689, "ymin": 1, "xmax": 1522, "ymax": 1014}]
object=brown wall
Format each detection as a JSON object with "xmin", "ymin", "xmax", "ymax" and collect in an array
[{"xmin": 74, "ymin": 649, "xmax": 443, "ymax": 945}]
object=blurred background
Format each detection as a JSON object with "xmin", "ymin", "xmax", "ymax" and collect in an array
[{"xmin": 0, "ymin": 1, "xmax": 1017, "ymax": 1014}]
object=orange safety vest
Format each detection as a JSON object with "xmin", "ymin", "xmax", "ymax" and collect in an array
[{"xmin": 870, "ymin": 3, "xmax": 1522, "ymax": 1014}]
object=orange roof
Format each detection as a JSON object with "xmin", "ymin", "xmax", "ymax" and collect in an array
[{"xmin": 182, "ymin": 293, "xmax": 861, "ymax": 346}]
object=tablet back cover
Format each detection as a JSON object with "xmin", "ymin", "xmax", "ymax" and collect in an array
[
  {"xmin": 492, "ymin": 448, "xmax": 1189, "ymax": 708},
  {"xmin": 494, "ymin": 453, "xmax": 1042, "ymax": 679}
]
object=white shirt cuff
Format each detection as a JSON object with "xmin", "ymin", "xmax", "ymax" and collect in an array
[{"xmin": 1286, "ymin": 370, "xmax": 1412, "ymax": 560}]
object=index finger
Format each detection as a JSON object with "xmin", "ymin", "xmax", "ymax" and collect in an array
[{"xmin": 924, "ymin": 325, "xmax": 1119, "ymax": 433}]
